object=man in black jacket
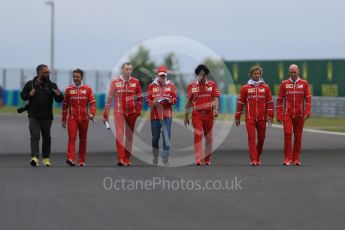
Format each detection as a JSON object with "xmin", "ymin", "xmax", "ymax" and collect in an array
[{"xmin": 20, "ymin": 64, "xmax": 63, "ymax": 167}]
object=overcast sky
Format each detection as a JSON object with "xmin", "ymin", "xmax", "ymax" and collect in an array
[{"xmin": 0, "ymin": 0, "xmax": 344, "ymax": 71}]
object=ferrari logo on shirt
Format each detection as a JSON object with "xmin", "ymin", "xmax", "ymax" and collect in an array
[
  {"xmin": 80, "ymin": 90, "xmax": 87, "ymax": 94},
  {"xmin": 192, "ymin": 87, "xmax": 199, "ymax": 93},
  {"xmin": 130, "ymin": 83, "xmax": 136, "ymax": 87},
  {"xmin": 165, "ymin": 87, "xmax": 171, "ymax": 91},
  {"xmin": 116, "ymin": 82, "xmax": 124, "ymax": 87},
  {"xmin": 207, "ymin": 87, "xmax": 213, "ymax": 92},
  {"xmin": 297, "ymin": 84, "xmax": 304, "ymax": 89},
  {"xmin": 259, "ymin": 88, "xmax": 265, "ymax": 93},
  {"xmin": 153, "ymin": 87, "xmax": 159, "ymax": 92},
  {"xmin": 248, "ymin": 88, "xmax": 256, "ymax": 93},
  {"xmin": 286, "ymin": 84, "xmax": 293, "ymax": 89}
]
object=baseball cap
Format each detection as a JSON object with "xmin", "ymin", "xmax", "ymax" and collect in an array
[{"xmin": 157, "ymin": 65, "xmax": 168, "ymax": 76}]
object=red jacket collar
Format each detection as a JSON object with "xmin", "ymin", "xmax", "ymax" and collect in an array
[
  {"xmin": 119, "ymin": 75, "xmax": 132, "ymax": 82},
  {"xmin": 289, "ymin": 77, "xmax": 300, "ymax": 83},
  {"xmin": 153, "ymin": 78, "xmax": 171, "ymax": 86},
  {"xmin": 195, "ymin": 79, "xmax": 209, "ymax": 86}
]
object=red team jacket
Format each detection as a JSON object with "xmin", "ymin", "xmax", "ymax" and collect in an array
[
  {"xmin": 104, "ymin": 76, "xmax": 143, "ymax": 118},
  {"xmin": 186, "ymin": 80, "xmax": 220, "ymax": 112},
  {"xmin": 235, "ymin": 80, "xmax": 274, "ymax": 121},
  {"xmin": 146, "ymin": 79, "xmax": 177, "ymax": 120},
  {"xmin": 62, "ymin": 84, "xmax": 96, "ymax": 122},
  {"xmin": 276, "ymin": 77, "xmax": 311, "ymax": 120}
]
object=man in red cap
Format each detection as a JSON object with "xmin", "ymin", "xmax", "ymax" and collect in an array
[
  {"xmin": 103, "ymin": 63, "xmax": 143, "ymax": 166},
  {"xmin": 146, "ymin": 66, "xmax": 177, "ymax": 166},
  {"xmin": 277, "ymin": 64, "xmax": 311, "ymax": 166},
  {"xmin": 184, "ymin": 64, "xmax": 220, "ymax": 166},
  {"xmin": 62, "ymin": 68, "xmax": 96, "ymax": 166},
  {"xmin": 235, "ymin": 65, "xmax": 274, "ymax": 166}
]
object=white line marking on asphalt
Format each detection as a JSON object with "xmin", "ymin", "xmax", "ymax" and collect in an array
[{"xmin": 271, "ymin": 124, "xmax": 345, "ymax": 136}]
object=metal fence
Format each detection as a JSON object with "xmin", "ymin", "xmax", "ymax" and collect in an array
[
  {"xmin": 311, "ymin": 96, "xmax": 345, "ymax": 117},
  {"xmin": 0, "ymin": 68, "xmax": 113, "ymax": 94}
]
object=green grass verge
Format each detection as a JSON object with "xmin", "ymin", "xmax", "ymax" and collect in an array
[
  {"xmin": 303, "ymin": 117, "xmax": 345, "ymax": 132},
  {"xmin": 1, "ymin": 106, "xmax": 344, "ymax": 133}
]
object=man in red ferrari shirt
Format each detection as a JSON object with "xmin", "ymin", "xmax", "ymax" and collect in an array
[
  {"xmin": 235, "ymin": 66, "xmax": 274, "ymax": 166},
  {"xmin": 103, "ymin": 63, "xmax": 143, "ymax": 166},
  {"xmin": 184, "ymin": 64, "xmax": 220, "ymax": 166},
  {"xmin": 62, "ymin": 68, "xmax": 96, "ymax": 166},
  {"xmin": 277, "ymin": 64, "xmax": 311, "ymax": 166},
  {"xmin": 146, "ymin": 66, "xmax": 177, "ymax": 166}
]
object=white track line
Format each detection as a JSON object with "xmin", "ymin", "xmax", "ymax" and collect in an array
[{"xmin": 271, "ymin": 124, "xmax": 345, "ymax": 136}]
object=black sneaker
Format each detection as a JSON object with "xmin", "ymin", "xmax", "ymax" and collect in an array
[
  {"xmin": 66, "ymin": 159, "xmax": 76, "ymax": 166},
  {"xmin": 30, "ymin": 157, "xmax": 39, "ymax": 167},
  {"xmin": 163, "ymin": 160, "xmax": 170, "ymax": 166}
]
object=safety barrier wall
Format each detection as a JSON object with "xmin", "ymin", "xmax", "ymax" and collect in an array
[{"xmin": 1, "ymin": 90, "xmax": 344, "ymax": 117}]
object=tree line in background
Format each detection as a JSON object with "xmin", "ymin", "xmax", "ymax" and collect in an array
[{"xmin": 125, "ymin": 45, "xmax": 230, "ymax": 93}]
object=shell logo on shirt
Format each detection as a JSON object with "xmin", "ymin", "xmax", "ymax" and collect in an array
[
  {"xmin": 116, "ymin": 82, "xmax": 124, "ymax": 87},
  {"xmin": 192, "ymin": 87, "xmax": 199, "ymax": 93},
  {"xmin": 152, "ymin": 87, "xmax": 159, "ymax": 92},
  {"xmin": 248, "ymin": 88, "xmax": 256, "ymax": 93},
  {"xmin": 286, "ymin": 84, "xmax": 293, "ymax": 89},
  {"xmin": 70, "ymin": 90, "xmax": 77, "ymax": 94}
]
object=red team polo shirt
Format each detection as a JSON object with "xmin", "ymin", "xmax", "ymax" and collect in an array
[
  {"xmin": 104, "ymin": 75, "xmax": 143, "ymax": 117},
  {"xmin": 62, "ymin": 84, "xmax": 96, "ymax": 122},
  {"xmin": 146, "ymin": 79, "xmax": 177, "ymax": 120},
  {"xmin": 187, "ymin": 80, "xmax": 220, "ymax": 112}
]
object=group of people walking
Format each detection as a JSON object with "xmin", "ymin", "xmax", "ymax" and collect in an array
[
  {"xmin": 235, "ymin": 64, "xmax": 311, "ymax": 166},
  {"xmin": 19, "ymin": 62, "xmax": 311, "ymax": 167}
]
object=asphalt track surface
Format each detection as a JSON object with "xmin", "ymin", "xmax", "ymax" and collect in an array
[{"xmin": 1, "ymin": 114, "xmax": 345, "ymax": 230}]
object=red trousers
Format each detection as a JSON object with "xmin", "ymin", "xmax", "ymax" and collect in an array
[
  {"xmin": 67, "ymin": 119, "xmax": 89, "ymax": 164},
  {"xmin": 283, "ymin": 115, "xmax": 305, "ymax": 162},
  {"xmin": 192, "ymin": 112, "xmax": 214, "ymax": 163},
  {"xmin": 114, "ymin": 113, "xmax": 137, "ymax": 163},
  {"xmin": 245, "ymin": 119, "xmax": 267, "ymax": 162}
]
